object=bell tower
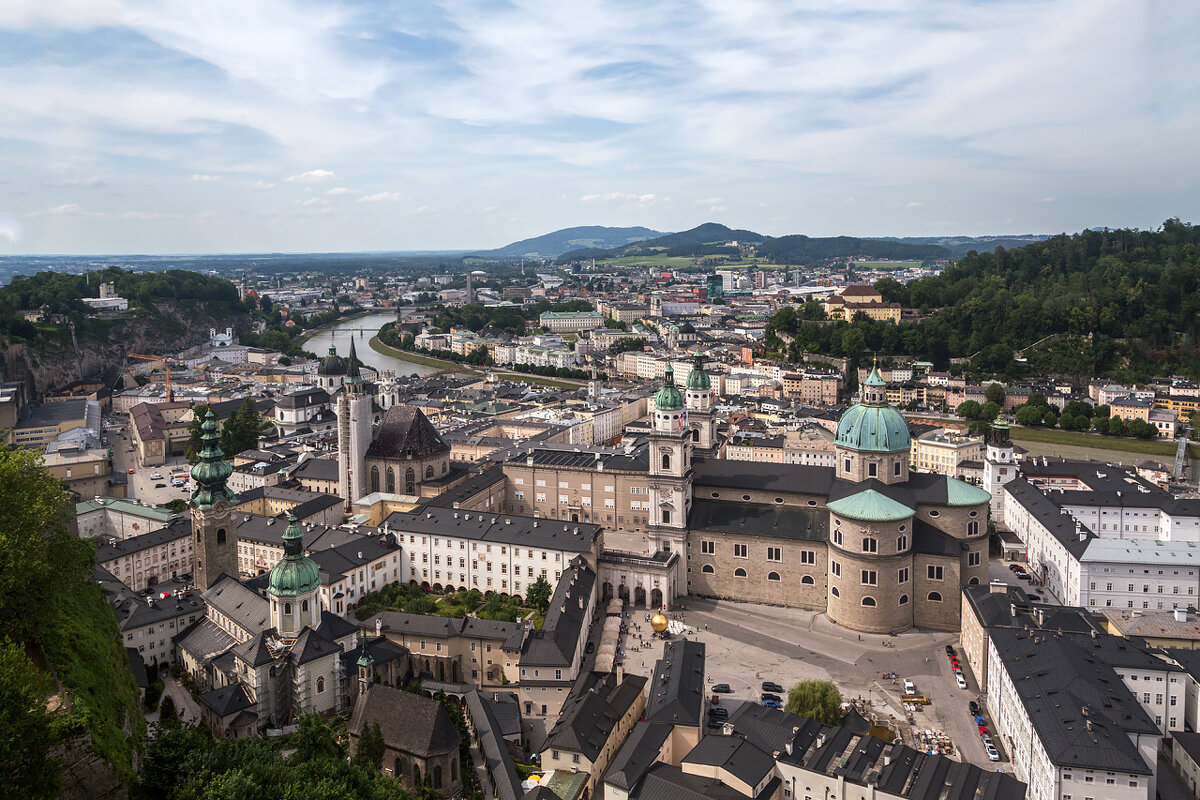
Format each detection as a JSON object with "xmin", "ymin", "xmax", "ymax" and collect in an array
[
  {"xmin": 189, "ymin": 410, "xmax": 238, "ymax": 591},
  {"xmin": 983, "ymin": 418, "xmax": 1016, "ymax": 515},
  {"xmin": 684, "ymin": 353, "xmax": 716, "ymax": 455},
  {"xmin": 648, "ymin": 365, "xmax": 691, "ymax": 563},
  {"xmin": 337, "ymin": 339, "xmax": 373, "ymax": 510}
]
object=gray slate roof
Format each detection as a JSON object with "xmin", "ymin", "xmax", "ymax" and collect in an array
[
  {"xmin": 384, "ymin": 506, "xmax": 598, "ymax": 553},
  {"xmin": 644, "ymin": 639, "xmax": 705, "ymax": 727},
  {"xmin": 348, "ymin": 685, "xmax": 461, "ymax": 758}
]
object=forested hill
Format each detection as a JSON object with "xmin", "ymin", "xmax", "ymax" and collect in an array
[
  {"xmin": 1, "ymin": 267, "xmax": 243, "ymax": 317},
  {"xmin": 770, "ymin": 219, "xmax": 1200, "ymax": 380},
  {"xmin": 756, "ymin": 235, "xmax": 948, "ymax": 263}
]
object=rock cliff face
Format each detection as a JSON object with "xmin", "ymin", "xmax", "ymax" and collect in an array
[
  {"xmin": 53, "ymin": 730, "xmax": 131, "ymax": 800},
  {"xmin": 0, "ymin": 302, "xmax": 248, "ymax": 397}
]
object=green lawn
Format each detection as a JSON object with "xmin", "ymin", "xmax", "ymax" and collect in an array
[
  {"xmin": 852, "ymin": 260, "xmax": 922, "ymax": 270},
  {"xmin": 368, "ymin": 336, "xmax": 463, "ymax": 369},
  {"xmin": 1009, "ymin": 426, "xmax": 1196, "ymax": 459}
]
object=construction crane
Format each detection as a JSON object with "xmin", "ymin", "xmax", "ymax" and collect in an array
[{"xmin": 127, "ymin": 354, "xmax": 187, "ymax": 402}]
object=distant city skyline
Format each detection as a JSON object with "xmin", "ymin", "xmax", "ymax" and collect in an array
[{"xmin": 1, "ymin": 1, "xmax": 1198, "ymax": 254}]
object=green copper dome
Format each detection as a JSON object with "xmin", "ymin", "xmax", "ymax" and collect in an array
[
  {"xmin": 190, "ymin": 411, "xmax": 236, "ymax": 508},
  {"xmin": 267, "ymin": 515, "xmax": 321, "ymax": 597},
  {"xmin": 834, "ymin": 365, "xmax": 910, "ymax": 452},
  {"xmin": 827, "ymin": 489, "xmax": 913, "ymax": 523},
  {"xmin": 654, "ymin": 365, "xmax": 684, "ymax": 411},
  {"xmin": 685, "ymin": 354, "xmax": 711, "ymax": 391}
]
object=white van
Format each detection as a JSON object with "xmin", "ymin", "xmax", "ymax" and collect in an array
[{"xmin": 903, "ymin": 679, "xmax": 916, "ymax": 695}]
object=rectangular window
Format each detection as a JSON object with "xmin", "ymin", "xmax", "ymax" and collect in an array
[
  {"xmin": 733, "ymin": 544, "xmax": 748, "ymax": 558},
  {"xmin": 831, "ymin": 561, "xmax": 841, "ymax": 578},
  {"xmin": 843, "ymin": 458, "xmax": 851, "ymax": 474},
  {"xmin": 968, "ymin": 551, "xmax": 981, "ymax": 567},
  {"xmin": 898, "ymin": 567, "xmax": 909, "ymax": 583},
  {"xmin": 861, "ymin": 570, "xmax": 877, "ymax": 586},
  {"xmin": 800, "ymin": 550, "xmax": 816, "ymax": 565},
  {"xmin": 928, "ymin": 565, "xmax": 943, "ymax": 580},
  {"xmin": 701, "ymin": 540, "xmax": 716, "ymax": 554},
  {"xmin": 766, "ymin": 547, "xmax": 782, "ymax": 562}
]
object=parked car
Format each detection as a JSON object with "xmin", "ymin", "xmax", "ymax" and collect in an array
[
  {"xmin": 1016, "ymin": 572, "xmax": 1031, "ymax": 581},
  {"xmin": 978, "ymin": 722, "xmax": 989, "ymax": 734},
  {"xmin": 903, "ymin": 679, "xmax": 916, "ymax": 695},
  {"xmin": 761, "ymin": 693, "xmax": 782, "ymax": 704},
  {"xmin": 985, "ymin": 743, "xmax": 1000, "ymax": 762},
  {"xmin": 154, "ymin": 483, "xmax": 166, "ymax": 488},
  {"xmin": 762, "ymin": 698, "xmax": 782, "ymax": 708},
  {"xmin": 711, "ymin": 684, "xmax": 733, "ymax": 694},
  {"xmin": 761, "ymin": 681, "xmax": 783, "ymax": 693},
  {"xmin": 150, "ymin": 473, "xmax": 163, "ymax": 480},
  {"xmin": 585, "ymin": 641, "xmax": 595, "ymax": 654},
  {"xmin": 969, "ymin": 701, "xmax": 980, "ymax": 715},
  {"xmin": 709, "ymin": 707, "xmax": 728, "ymax": 719},
  {"xmin": 707, "ymin": 717, "xmax": 725, "ymax": 728},
  {"xmin": 981, "ymin": 734, "xmax": 993, "ymax": 747},
  {"xmin": 956, "ymin": 674, "xmax": 968, "ymax": 690},
  {"xmin": 945, "ymin": 645, "xmax": 956, "ymax": 656}
]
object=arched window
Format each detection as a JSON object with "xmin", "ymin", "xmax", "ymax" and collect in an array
[
  {"xmin": 830, "ymin": 586, "xmax": 840, "ymax": 598},
  {"xmin": 692, "ymin": 429, "xmax": 699, "ymax": 442},
  {"xmin": 928, "ymin": 591, "xmax": 943, "ymax": 602},
  {"xmin": 899, "ymin": 594, "xmax": 909, "ymax": 605},
  {"xmin": 432, "ymin": 766, "xmax": 443, "ymax": 790},
  {"xmin": 868, "ymin": 462, "xmax": 878, "ymax": 477},
  {"xmin": 702, "ymin": 564, "xmax": 715, "ymax": 573},
  {"xmin": 425, "ymin": 464, "xmax": 434, "ymax": 479},
  {"xmin": 801, "ymin": 575, "xmax": 815, "ymax": 585},
  {"xmin": 385, "ymin": 467, "xmax": 395, "ymax": 494},
  {"xmin": 967, "ymin": 521, "xmax": 979, "ymax": 536},
  {"xmin": 441, "ymin": 461, "xmax": 448, "ymax": 474},
  {"xmin": 371, "ymin": 466, "xmax": 380, "ymax": 493},
  {"xmin": 284, "ymin": 602, "xmax": 292, "ymax": 615},
  {"xmin": 862, "ymin": 596, "xmax": 876, "ymax": 606},
  {"xmin": 405, "ymin": 468, "xmax": 415, "ymax": 494},
  {"xmin": 217, "ymin": 528, "xmax": 227, "ymax": 544},
  {"xmin": 734, "ymin": 568, "xmax": 747, "ymax": 578},
  {"xmin": 969, "ymin": 577, "xmax": 980, "ymax": 585},
  {"xmin": 767, "ymin": 572, "xmax": 781, "ymax": 582},
  {"xmin": 451, "ymin": 759, "xmax": 457, "ymax": 778},
  {"xmin": 302, "ymin": 600, "xmax": 309, "ymax": 613},
  {"xmin": 316, "ymin": 676, "xmax": 325, "ymax": 693},
  {"xmin": 662, "ymin": 453, "xmax": 671, "ymax": 470}
]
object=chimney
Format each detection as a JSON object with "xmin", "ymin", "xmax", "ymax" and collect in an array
[{"xmin": 375, "ymin": 618, "xmax": 382, "ymax": 637}]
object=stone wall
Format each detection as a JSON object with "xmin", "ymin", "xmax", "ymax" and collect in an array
[{"xmin": 687, "ymin": 531, "xmax": 827, "ymax": 609}]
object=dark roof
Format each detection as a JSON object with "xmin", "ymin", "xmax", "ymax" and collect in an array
[
  {"xmin": 632, "ymin": 762, "xmax": 749, "ymax": 800},
  {"xmin": 988, "ymin": 627, "xmax": 1158, "ymax": 774},
  {"xmin": 520, "ymin": 557, "xmax": 595, "ymax": 668},
  {"xmin": 644, "ymin": 639, "xmax": 705, "ymax": 727},
  {"xmin": 544, "ymin": 672, "xmax": 647, "ymax": 761},
  {"xmin": 386, "ymin": 506, "xmax": 598, "ymax": 553},
  {"xmin": 603, "ymin": 721, "xmax": 671, "ymax": 791},
  {"xmin": 688, "ymin": 498, "xmax": 828, "ymax": 542},
  {"xmin": 340, "ymin": 634, "xmax": 409, "ymax": 673},
  {"xmin": 1173, "ymin": 731, "xmax": 1200, "ymax": 768},
  {"xmin": 365, "ymin": 611, "xmax": 521, "ymax": 645},
  {"xmin": 95, "ymin": 516, "xmax": 191, "ymax": 562},
  {"xmin": 681, "ymin": 733, "xmax": 775, "ymax": 789},
  {"xmin": 1003, "ymin": 478, "xmax": 1095, "ymax": 558},
  {"xmin": 911, "ymin": 518, "xmax": 966, "ymax": 556},
  {"xmin": 429, "ymin": 464, "xmax": 506, "ymax": 508},
  {"xmin": 291, "ymin": 626, "xmax": 342, "ymax": 665},
  {"xmin": 366, "ymin": 405, "xmax": 450, "ymax": 460},
  {"xmin": 465, "ymin": 688, "xmax": 524, "ymax": 800},
  {"xmin": 692, "ymin": 457, "xmax": 835, "ymax": 496},
  {"xmin": 202, "ymin": 575, "xmax": 270, "ymax": 637},
  {"xmin": 200, "ymin": 683, "xmax": 254, "ymax": 717},
  {"xmin": 349, "ymin": 685, "xmax": 460, "ymax": 758},
  {"xmin": 288, "ymin": 456, "xmax": 340, "ymax": 482}
]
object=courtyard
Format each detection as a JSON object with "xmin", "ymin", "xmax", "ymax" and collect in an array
[{"xmin": 609, "ymin": 596, "xmax": 1015, "ymax": 773}]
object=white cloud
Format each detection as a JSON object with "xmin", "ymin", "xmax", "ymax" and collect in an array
[
  {"xmin": 357, "ymin": 192, "xmax": 403, "ymax": 203},
  {"xmin": 906, "ymin": 201, "xmax": 923, "ymax": 208},
  {"xmin": 285, "ymin": 169, "xmax": 336, "ymax": 183},
  {"xmin": 191, "ymin": 174, "xmax": 221, "ymax": 182},
  {"xmin": 325, "ymin": 187, "xmax": 355, "ymax": 196},
  {"xmin": 580, "ymin": 192, "xmax": 669, "ymax": 209},
  {"xmin": 26, "ymin": 203, "xmax": 85, "ymax": 217},
  {"xmin": 251, "ymin": 180, "xmax": 276, "ymax": 189}
]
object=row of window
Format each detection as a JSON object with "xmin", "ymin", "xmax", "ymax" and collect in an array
[{"xmin": 1089, "ymin": 582, "xmax": 1195, "ymax": 594}]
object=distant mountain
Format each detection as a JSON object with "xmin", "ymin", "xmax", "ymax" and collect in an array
[
  {"xmin": 556, "ymin": 222, "xmax": 767, "ymax": 262},
  {"xmin": 470, "ymin": 226, "xmax": 664, "ymax": 259},
  {"xmin": 871, "ymin": 235, "xmax": 1051, "ymax": 258},
  {"xmin": 755, "ymin": 235, "xmax": 949, "ymax": 263}
]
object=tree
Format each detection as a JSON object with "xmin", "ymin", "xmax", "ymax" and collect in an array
[
  {"xmin": 352, "ymin": 720, "xmax": 385, "ymax": 771},
  {"xmin": 184, "ymin": 404, "xmax": 212, "ymax": 463},
  {"xmin": 980, "ymin": 401, "xmax": 1001, "ymax": 421},
  {"xmin": 956, "ymin": 400, "xmax": 982, "ymax": 420},
  {"xmin": 1042, "ymin": 410, "xmax": 1058, "ymax": 428},
  {"xmin": 219, "ymin": 399, "xmax": 266, "ymax": 458},
  {"xmin": 1014, "ymin": 405, "xmax": 1043, "ymax": 426},
  {"xmin": 1093, "ymin": 404, "xmax": 1111, "ymax": 419},
  {"xmin": 526, "ymin": 576, "xmax": 552, "ymax": 612},
  {"xmin": 785, "ymin": 680, "xmax": 843, "ymax": 725},
  {"xmin": 0, "ymin": 449, "xmax": 92, "ymax": 644},
  {"xmin": 0, "ymin": 638, "xmax": 63, "ymax": 799},
  {"xmin": 985, "ymin": 383, "xmax": 1006, "ymax": 407}
]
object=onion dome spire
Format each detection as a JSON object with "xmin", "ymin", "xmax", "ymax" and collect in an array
[{"xmin": 189, "ymin": 410, "xmax": 235, "ymax": 508}]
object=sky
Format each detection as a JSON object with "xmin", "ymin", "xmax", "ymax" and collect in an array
[{"xmin": 0, "ymin": 0, "xmax": 1198, "ymax": 254}]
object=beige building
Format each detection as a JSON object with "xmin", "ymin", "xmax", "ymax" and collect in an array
[
  {"xmin": 780, "ymin": 371, "xmax": 842, "ymax": 405},
  {"xmin": 823, "ymin": 285, "xmax": 901, "ymax": 322},
  {"xmin": 366, "ymin": 611, "xmax": 523, "ymax": 686},
  {"xmin": 539, "ymin": 310, "xmax": 604, "ymax": 333},
  {"xmin": 911, "ymin": 428, "xmax": 984, "ymax": 479},
  {"xmin": 95, "ymin": 518, "xmax": 194, "ymax": 592}
]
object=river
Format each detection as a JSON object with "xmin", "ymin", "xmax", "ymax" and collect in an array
[{"xmin": 310, "ymin": 312, "xmax": 440, "ymax": 378}]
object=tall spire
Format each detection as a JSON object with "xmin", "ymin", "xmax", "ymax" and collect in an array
[
  {"xmin": 345, "ymin": 339, "xmax": 364, "ymax": 393},
  {"xmin": 189, "ymin": 410, "xmax": 235, "ymax": 508}
]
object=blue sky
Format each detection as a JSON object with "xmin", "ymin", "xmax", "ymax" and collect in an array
[{"xmin": 0, "ymin": 0, "xmax": 1197, "ymax": 254}]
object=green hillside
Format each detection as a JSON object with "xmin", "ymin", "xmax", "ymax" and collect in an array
[{"xmin": 471, "ymin": 225, "xmax": 663, "ymax": 259}]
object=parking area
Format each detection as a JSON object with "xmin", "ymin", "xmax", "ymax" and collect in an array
[
  {"xmin": 613, "ymin": 597, "xmax": 1013, "ymax": 771},
  {"xmin": 109, "ymin": 418, "xmax": 193, "ymax": 507}
]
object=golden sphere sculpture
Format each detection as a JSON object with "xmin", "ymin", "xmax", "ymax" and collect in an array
[{"xmin": 650, "ymin": 613, "xmax": 669, "ymax": 633}]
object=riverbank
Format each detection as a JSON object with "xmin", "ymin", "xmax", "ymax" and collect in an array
[
  {"xmin": 294, "ymin": 309, "xmax": 374, "ymax": 348},
  {"xmin": 369, "ymin": 335, "xmax": 588, "ymax": 389}
]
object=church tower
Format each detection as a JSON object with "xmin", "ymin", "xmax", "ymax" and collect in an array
[
  {"xmin": 983, "ymin": 418, "xmax": 1016, "ymax": 515},
  {"xmin": 684, "ymin": 353, "xmax": 716, "ymax": 455},
  {"xmin": 337, "ymin": 340, "xmax": 373, "ymax": 511},
  {"xmin": 267, "ymin": 516, "xmax": 322, "ymax": 637},
  {"xmin": 648, "ymin": 365, "xmax": 692, "ymax": 567},
  {"xmin": 189, "ymin": 410, "xmax": 238, "ymax": 591},
  {"xmin": 833, "ymin": 364, "xmax": 911, "ymax": 484}
]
